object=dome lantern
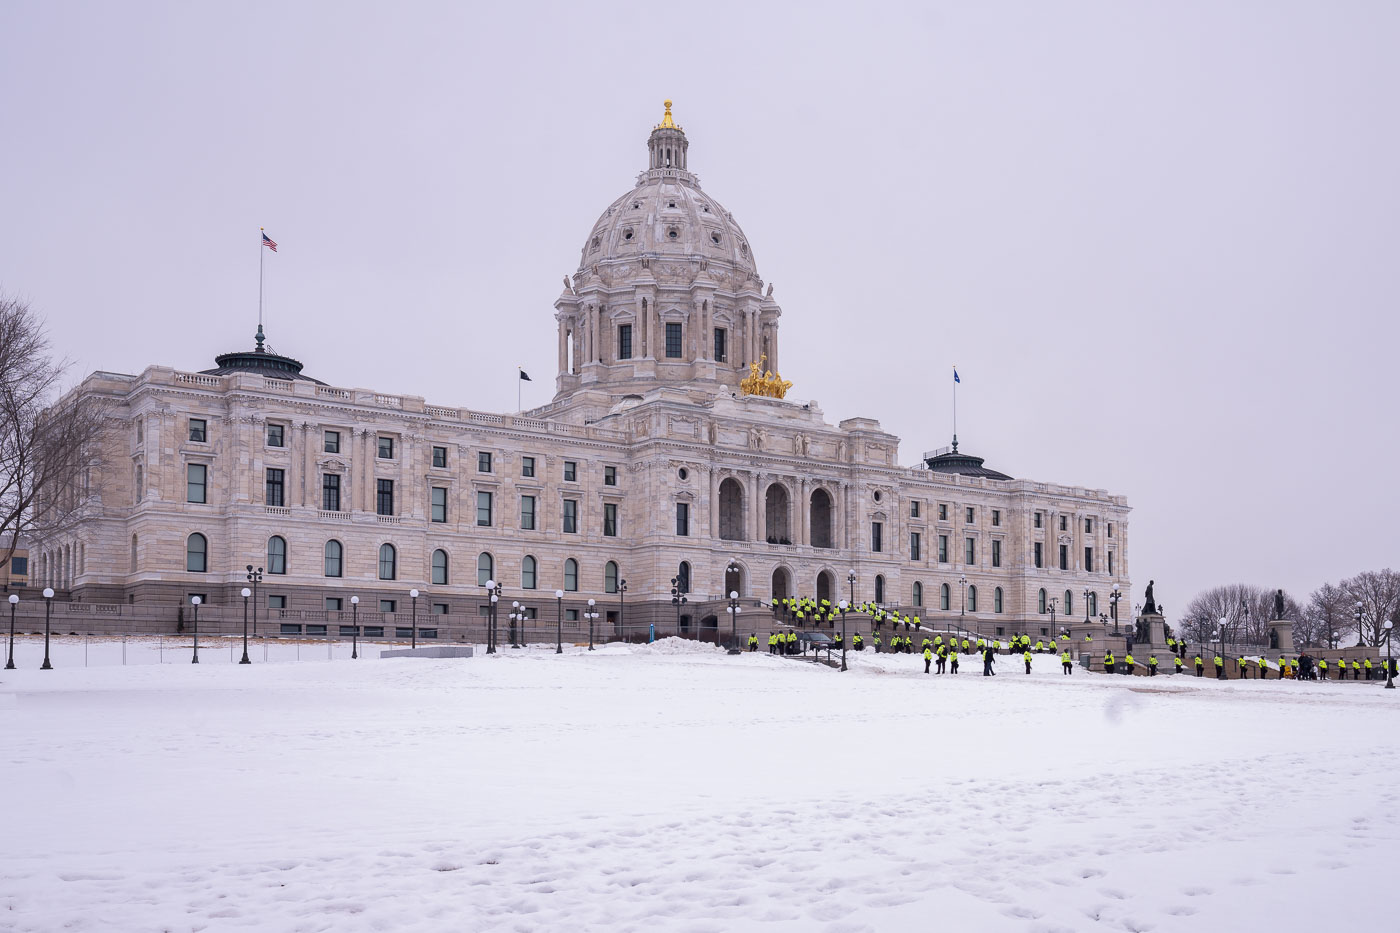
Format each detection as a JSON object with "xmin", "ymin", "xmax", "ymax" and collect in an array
[{"xmin": 647, "ymin": 99, "xmax": 691, "ymax": 175}]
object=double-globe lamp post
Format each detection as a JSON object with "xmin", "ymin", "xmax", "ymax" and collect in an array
[
  {"xmin": 510, "ymin": 601, "xmax": 528, "ymax": 650},
  {"xmin": 190, "ymin": 595, "xmax": 201, "ymax": 664},
  {"xmin": 959, "ymin": 574, "xmax": 968, "ymax": 618},
  {"xmin": 585, "ymin": 598, "xmax": 598, "ymax": 650},
  {"xmin": 726, "ymin": 591, "xmax": 742, "ymax": 656},
  {"xmin": 246, "ymin": 565, "xmax": 263, "ymax": 635},
  {"xmin": 554, "ymin": 590, "xmax": 564, "ymax": 655},
  {"xmin": 40, "ymin": 587, "xmax": 54, "ymax": 670},
  {"xmin": 6, "ymin": 593, "xmax": 17, "ymax": 670},
  {"xmin": 1109, "ymin": 583, "xmax": 1122, "ymax": 635},
  {"xmin": 483, "ymin": 580, "xmax": 501, "ymax": 654},
  {"xmin": 350, "ymin": 595, "xmax": 359, "ymax": 660}
]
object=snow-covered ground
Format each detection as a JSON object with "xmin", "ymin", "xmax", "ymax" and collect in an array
[{"xmin": 1, "ymin": 637, "xmax": 1396, "ymax": 932}]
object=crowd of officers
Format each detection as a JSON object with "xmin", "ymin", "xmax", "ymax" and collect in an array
[{"xmin": 752, "ymin": 596, "xmax": 1395, "ymax": 682}]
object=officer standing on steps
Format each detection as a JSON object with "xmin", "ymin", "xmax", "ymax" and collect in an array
[
  {"xmin": 924, "ymin": 645, "xmax": 933, "ymax": 673},
  {"xmin": 748, "ymin": 633, "xmax": 758, "ymax": 652},
  {"xmin": 1061, "ymin": 648, "xmax": 1073, "ymax": 675}
]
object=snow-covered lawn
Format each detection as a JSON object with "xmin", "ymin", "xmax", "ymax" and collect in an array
[{"xmin": 1, "ymin": 638, "xmax": 1396, "ymax": 932}]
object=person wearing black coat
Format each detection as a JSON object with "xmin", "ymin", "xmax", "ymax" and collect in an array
[{"xmin": 982, "ymin": 646, "xmax": 996, "ymax": 677}]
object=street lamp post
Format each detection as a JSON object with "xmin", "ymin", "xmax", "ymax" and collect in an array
[
  {"xmin": 726, "ymin": 590, "xmax": 742, "ymax": 655},
  {"xmin": 40, "ymin": 587, "xmax": 54, "ymax": 670},
  {"xmin": 959, "ymin": 575, "xmax": 968, "ymax": 617},
  {"xmin": 670, "ymin": 576, "xmax": 688, "ymax": 641},
  {"xmin": 618, "ymin": 578, "xmax": 628, "ymax": 643},
  {"xmin": 1355, "ymin": 601, "xmax": 1365, "ymax": 647},
  {"xmin": 585, "ymin": 598, "xmax": 597, "ymax": 650},
  {"xmin": 554, "ymin": 590, "xmax": 564, "ymax": 654},
  {"xmin": 725, "ymin": 559, "xmax": 741, "ymax": 652},
  {"xmin": 838, "ymin": 599, "xmax": 849, "ymax": 672},
  {"xmin": 240, "ymin": 588, "xmax": 253, "ymax": 664},
  {"xmin": 1109, "ymin": 583, "xmax": 1122, "ymax": 635},
  {"xmin": 5, "ymin": 594, "xmax": 17, "ymax": 670},
  {"xmin": 409, "ymin": 589, "xmax": 419, "ymax": 649},
  {"xmin": 1083, "ymin": 588, "xmax": 1091, "ymax": 624},
  {"xmin": 1218, "ymin": 616, "xmax": 1228, "ymax": 677},
  {"xmin": 1048, "ymin": 596, "xmax": 1058, "ymax": 635},
  {"xmin": 190, "ymin": 596, "xmax": 201, "ymax": 664},
  {"xmin": 1384, "ymin": 619, "xmax": 1394, "ymax": 689},
  {"xmin": 510, "ymin": 600, "xmax": 521, "ymax": 649},
  {"xmin": 483, "ymin": 580, "xmax": 501, "ymax": 654},
  {"xmin": 246, "ymin": 565, "xmax": 263, "ymax": 635},
  {"xmin": 349, "ymin": 595, "xmax": 359, "ymax": 660}
]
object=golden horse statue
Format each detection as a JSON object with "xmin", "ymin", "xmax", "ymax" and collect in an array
[{"xmin": 739, "ymin": 354, "xmax": 793, "ymax": 399}]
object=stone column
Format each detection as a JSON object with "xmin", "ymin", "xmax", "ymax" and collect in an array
[
  {"xmin": 557, "ymin": 322, "xmax": 568, "ymax": 375},
  {"xmin": 709, "ymin": 469, "xmax": 719, "ymax": 538},
  {"xmin": 749, "ymin": 472, "xmax": 762, "ymax": 543}
]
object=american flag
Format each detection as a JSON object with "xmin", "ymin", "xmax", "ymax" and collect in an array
[{"xmin": 262, "ymin": 231, "xmax": 278, "ymax": 252}]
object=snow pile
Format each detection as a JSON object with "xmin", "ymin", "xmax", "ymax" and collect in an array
[{"xmin": 0, "ymin": 641, "xmax": 1396, "ymax": 931}]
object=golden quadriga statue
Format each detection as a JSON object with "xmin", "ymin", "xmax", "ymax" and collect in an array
[{"xmin": 739, "ymin": 354, "xmax": 793, "ymax": 399}]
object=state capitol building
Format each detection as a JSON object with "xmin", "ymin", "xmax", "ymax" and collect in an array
[{"xmin": 37, "ymin": 103, "xmax": 1131, "ymax": 640}]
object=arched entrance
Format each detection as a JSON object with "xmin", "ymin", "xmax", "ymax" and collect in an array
[
  {"xmin": 701, "ymin": 614, "xmax": 719, "ymax": 645},
  {"xmin": 719, "ymin": 478, "xmax": 745, "ymax": 541},
  {"xmin": 816, "ymin": 570, "xmax": 834, "ymax": 604},
  {"xmin": 771, "ymin": 566, "xmax": 791, "ymax": 600},
  {"xmin": 809, "ymin": 488, "xmax": 833, "ymax": 549},
  {"xmin": 764, "ymin": 483, "xmax": 791, "ymax": 544}
]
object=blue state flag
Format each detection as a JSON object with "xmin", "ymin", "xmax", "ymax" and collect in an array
[{"xmin": 953, "ymin": 367, "xmax": 960, "ymax": 384}]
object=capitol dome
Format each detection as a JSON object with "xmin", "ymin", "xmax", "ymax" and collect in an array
[{"xmin": 550, "ymin": 101, "xmax": 784, "ymax": 418}]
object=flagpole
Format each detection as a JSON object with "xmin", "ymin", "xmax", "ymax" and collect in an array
[
  {"xmin": 518, "ymin": 367, "xmax": 522, "ymax": 413},
  {"xmin": 258, "ymin": 227, "xmax": 265, "ymax": 333},
  {"xmin": 952, "ymin": 364, "xmax": 958, "ymax": 451}
]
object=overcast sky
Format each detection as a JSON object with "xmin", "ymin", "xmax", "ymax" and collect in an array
[{"xmin": 3, "ymin": 1, "xmax": 1396, "ymax": 611}]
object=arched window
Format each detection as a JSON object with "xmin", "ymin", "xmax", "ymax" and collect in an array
[
  {"xmin": 940, "ymin": 583, "xmax": 950, "ymax": 611},
  {"xmin": 809, "ymin": 488, "xmax": 833, "ymax": 548},
  {"xmin": 1064, "ymin": 590, "xmax": 1074, "ymax": 617},
  {"xmin": 676, "ymin": 561, "xmax": 691, "ymax": 594},
  {"xmin": 267, "ymin": 536, "xmax": 287, "ymax": 575},
  {"xmin": 994, "ymin": 586, "xmax": 1004, "ymax": 613},
  {"xmin": 324, "ymin": 540, "xmax": 343, "ymax": 578},
  {"xmin": 912, "ymin": 581, "xmax": 923, "ymax": 607},
  {"xmin": 522, "ymin": 555, "xmax": 537, "ymax": 589},
  {"xmin": 874, "ymin": 574, "xmax": 885, "ymax": 604},
  {"xmin": 477, "ymin": 552, "xmax": 494, "ymax": 586},
  {"xmin": 564, "ymin": 558, "xmax": 578, "ymax": 592},
  {"xmin": 605, "ymin": 561, "xmax": 619, "ymax": 594},
  {"xmin": 186, "ymin": 533, "xmax": 207, "ymax": 573},
  {"xmin": 1038, "ymin": 588, "xmax": 1047, "ymax": 614},
  {"xmin": 968, "ymin": 585, "xmax": 978, "ymax": 612},
  {"xmin": 764, "ymin": 483, "xmax": 791, "ymax": 544},
  {"xmin": 718, "ymin": 478, "xmax": 744, "ymax": 541},
  {"xmin": 130, "ymin": 534, "xmax": 138, "ymax": 573},
  {"xmin": 1088, "ymin": 591, "xmax": 1097, "ymax": 617},
  {"xmin": 432, "ymin": 549, "xmax": 449, "ymax": 586},
  {"xmin": 378, "ymin": 543, "xmax": 397, "ymax": 580}
]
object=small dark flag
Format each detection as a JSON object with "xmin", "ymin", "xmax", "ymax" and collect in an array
[{"xmin": 519, "ymin": 370, "xmax": 532, "ymax": 382}]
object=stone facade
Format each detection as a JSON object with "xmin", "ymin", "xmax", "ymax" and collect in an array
[{"xmin": 33, "ymin": 103, "xmax": 1131, "ymax": 639}]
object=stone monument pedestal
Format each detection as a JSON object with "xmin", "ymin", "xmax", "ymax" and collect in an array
[
  {"xmin": 1135, "ymin": 613, "xmax": 1166, "ymax": 646},
  {"xmin": 1268, "ymin": 619, "xmax": 1294, "ymax": 652}
]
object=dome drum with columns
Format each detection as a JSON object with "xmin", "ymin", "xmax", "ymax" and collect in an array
[{"xmin": 552, "ymin": 101, "xmax": 782, "ymax": 423}]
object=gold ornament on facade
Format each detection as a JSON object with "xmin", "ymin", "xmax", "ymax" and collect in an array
[
  {"xmin": 656, "ymin": 99, "xmax": 681, "ymax": 131},
  {"xmin": 740, "ymin": 354, "xmax": 793, "ymax": 399}
]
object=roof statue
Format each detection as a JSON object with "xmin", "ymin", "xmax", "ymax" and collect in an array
[{"xmin": 739, "ymin": 354, "xmax": 793, "ymax": 399}]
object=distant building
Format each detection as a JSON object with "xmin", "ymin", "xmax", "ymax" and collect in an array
[
  {"xmin": 31, "ymin": 102, "xmax": 1131, "ymax": 638},
  {"xmin": 1, "ymin": 543, "xmax": 29, "ymax": 590}
]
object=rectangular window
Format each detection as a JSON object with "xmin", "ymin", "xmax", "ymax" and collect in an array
[
  {"xmin": 1108, "ymin": 551, "xmax": 1115, "ymax": 575},
  {"xmin": 267, "ymin": 595, "xmax": 286, "ymax": 609},
  {"xmin": 1085, "ymin": 518, "xmax": 1093, "ymax": 534},
  {"xmin": 618, "ymin": 324, "xmax": 633, "ymax": 360},
  {"xmin": 432, "ymin": 446, "xmax": 447, "ymax": 468},
  {"xmin": 478, "ymin": 451, "xmax": 492, "ymax": 473},
  {"xmin": 1060, "ymin": 515, "xmax": 1068, "ymax": 532},
  {"xmin": 603, "ymin": 502, "xmax": 618, "ymax": 537},
  {"xmin": 266, "ymin": 424, "xmax": 284, "ymax": 447},
  {"xmin": 11, "ymin": 556, "xmax": 27, "ymax": 576},
  {"xmin": 665, "ymin": 322, "xmax": 683, "ymax": 358},
  {"xmin": 992, "ymin": 540, "xmax": 1002, "ymax": 568},
  {"xmin": 339, "ymin": 625, "xmax": 358, "ymax": 637},
  {"xmin": 433, "ymin": 603, "xmax": 449, "ymax": 615},
  {"xmin": 965, "ymin": 507, "xmax": 975, "ymax": 524},
  {"xmin": 325, "ymin": 597, "xmax": 343, "ymax": 611},
  {"xmin": 1107, "ymin": 522, "xmax": 1114, "ymax": 538},
  {"xmin": 323, "ymin": 430, "xmax": 340, "ymax": 454},
  {"xmin": 322, "ymin": 474, "xmax": 341, "ymax": 512},
  {"xmin": 421, "ymin": 628, "xmax": 438, "ymax": 639},
  {"xmin": 521, "ymin": 456, "xmax": 535, "ymax": 478},
  {"xmin": 713, "ymin": 327, "xmax": 727, "ymax": 362},
  {"xmin": 380, "ymin": 599, "xmax": 396, "ymax": 613},
  {"xmin": 376, "ymin": 479, "xmax": 394, "ymax": 516},
  {"xmin": 565, "ymin": 608, "xmax": 579, "ymax": 622},
  {"xmin": 1034, "ymin": 542, "xmax": 1043, "ymax": 568},
  {"xmin": 676, "ymin": 502, "xmax": 690, "ymax": 536},
  {"xmin": 306, "ymin": 624, "xmax": 327, "ymax": 636},
  {"xmin": 992, "ymin": 509, "xmax": 1001, "ymax": 527},
  {"xmin": 280, "ymin": 623, "xmax": 302, "ymax": 636},
  {"xmin": 1035, "ymin": 511, "xmax": 1043, "ymax": 529},
  {"xmin": 377, "ymin": 436, "xmax": 394, "ymax": 460},
  {"xmin": 938, "ymin": 504, "xmax": 948, "ymax": 521},
  {"xmin": 265, "ymin": 468, "xmax": 285, "ymax": 507},
  {"xmin": 395, "ymin": 627, "xmax": 414, "ymax": 639},
  {"xmin": 564, "ymin": 460, "xmax": 577, "ymax": 482},
  {"xmin": 188, "ymin": 419, "xmax": 206, "ymax": 443},
  {"xmin": 1084, "ymin": 547, "xmax": 1094, "ymax": 573},
  {"xmin": 604, "ymin": 466, "xmax": 617, "ymax": 486},
  {"xmin": 187, "ymin": 464, "xmax": 207, "ymax": 503},
  {"xmin": 871, "ymin": 522, "xmax": 883, "ymax": 553},
  {"xmin": 521, "ymin": 495, "xmax": 536, "ymax": 530},
  {"xmin": 363, "ymin": 626, "xmax": 384, "ymax": 637},
  {"xmin": 1059, "ymin": 544, "xmax": 1069, "ymax": 571},
  {"xmin": 431, "ymin": 487, "xmax": 447, "ymax": 523},
  {"xmin": 910, "ymin": 500, "xmax": 920, "ymax": 518},
  {"xmin": 563, "ymin": 499, "xmax": 578, "ymax": 533},
  {"xmin": 938, "ymin": 534, "xmax": 948, "ymax": 563},
  {"xmin": 965, "ymin": 537, "xmax": 976, "ymax": 564},
  {"xmin": 477, "ymin": 491, "xmax": 493, "ymax": 526},
  {"xmin": 909, "ymin": 532, "xmax": 921, "ymax": 561}
]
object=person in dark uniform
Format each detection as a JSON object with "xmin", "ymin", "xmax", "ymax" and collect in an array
[{"xmin": 982, "ymin": 646, "xmax": 996, "ymax": 676}]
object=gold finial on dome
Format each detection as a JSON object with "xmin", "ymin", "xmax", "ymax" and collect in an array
[{"xmin": 658, "ymin": 99, "xmax": 678, "ymax": 129}]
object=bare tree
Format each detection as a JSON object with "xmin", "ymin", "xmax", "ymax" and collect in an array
[
  {"xmin": 1180, "ymin": 583, "xmax": 1302, "ymax": 647},
  {"xmin": 1301, "ymin": 582, "xmax": 1351, "ymax": 648},
  {"xmin": 0, "ymin": 294, "xmax": 108, "ymax": 580},
  {"xmin": 1344, "ymin": 569, "xmax": 1400, "ymax": 647}
]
